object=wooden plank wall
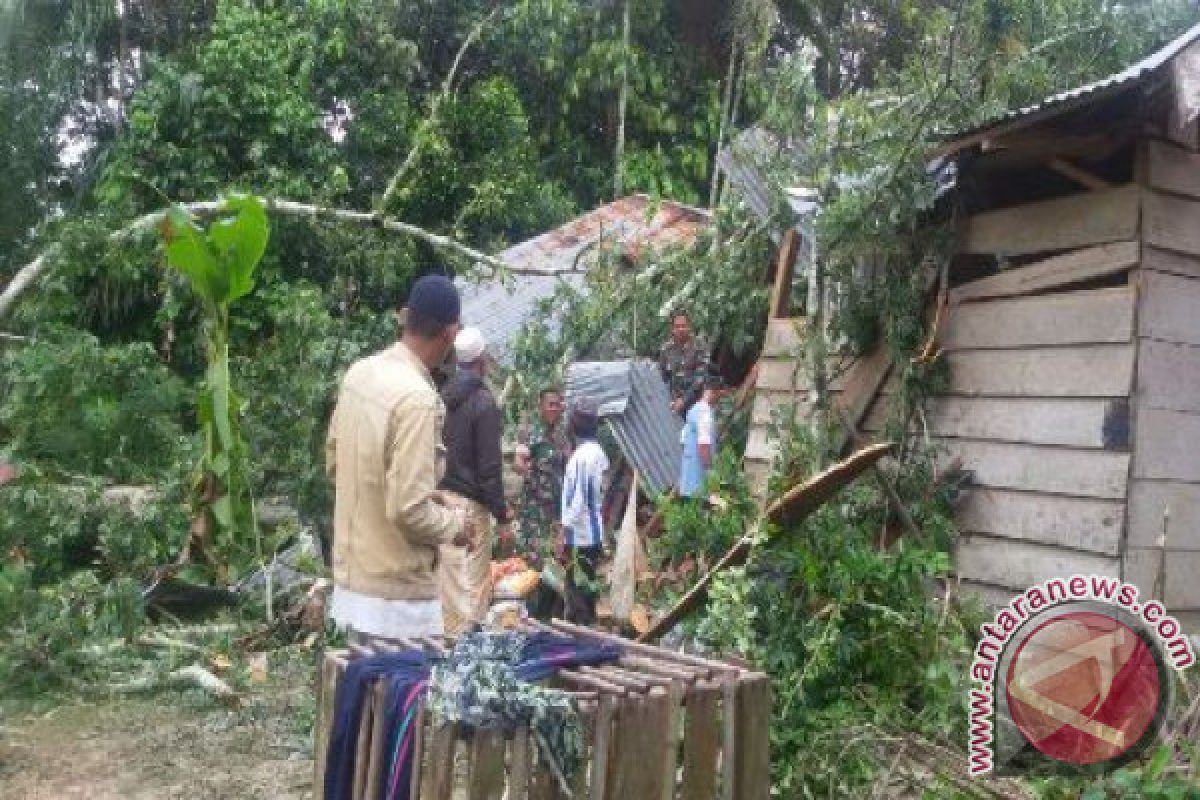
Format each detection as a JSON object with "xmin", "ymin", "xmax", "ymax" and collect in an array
[
  {"xmin": 1124, "ymin": 138, "xmax": 1200, "ymax": 612},
  {"xmin": 937, "ymin": 185, "xmax": 1142, "ymax": 600},
  {"xmin": 744, "ymin": 318, "xmax": 871, "ymax": 497},
  {"xmin": 745, "ymin": 318, "xmax": 812, "ymax": 496}
]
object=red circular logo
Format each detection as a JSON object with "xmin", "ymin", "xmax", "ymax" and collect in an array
[{"xmin": 1005, "ymin": 610, "xmax": 1162, "ymax": 765}]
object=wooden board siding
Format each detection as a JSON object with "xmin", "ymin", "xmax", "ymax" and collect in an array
[
  {"xmin": 957, "ymin": 534, "xmax": 1119, "ymax": 590},
  {"xmin": 957, "ymin": 488, "xmax": 1124, "ymax": 556},
  {"xmin": 1137, "ymin": 269, "xmax": 1200, "ymax": 346},
  {"xmin": 924, "ymin": 397, "xmax": 1129, "ymax": 449},
  {"xmin": 1135, "ymin": 340, "xmax": 1200, "ymax": 413},
  {"xmin": 750, "ymin": 390, "xmax": 811, "ymax": 426},
  {"xmin": 935, "ymin": 277, "xmax": 1137, "ymax": 594},
  {"xmin": 1126, "ymin": 480, "xmax": 1200, "ymax": 549},
  {"xmin": 942, "ymin": 287, "xmax": 1134, "ymax": 350},
  {"xmin": 1143, "ymin": 245, "xmax": 1200, "ymax": 280},
  {"xmin": 948, "ymin": 242, "xmax": 1139, "ymax": 304},
  {"xmin": 962, "ymin": 185, "xmax": 1139, "ymax": 257},
  {"xmin": 761, "ymin": 318, "xmax": 804, "ymax": 358},
  {"xmin": 1125, "ymin": 549, "xmax": 1200, "ymax": 607},
  {"xmin": 1144, "ymin": 190, "xmax": 1200, "ymax": 257},
  {"xmin": 944, "ymin": 345, "xmax": 1135, "ymax": 397},
  {"xmin": 755, "ymin": 359, "xmax": 811, "ymax": 392},
  {"xmin": 937, "ymin": 439, "xmax": 1130, "ymax": 500},
  {"xmin": 1133, "ymin": 408, "xmax": 1200, "ymax": 482},
  {"xmin": 958, "ymin": 581, "xmax": 1018, "ymax": 609},
  {"xmin": 1147, "ymin": 138, "xmax": 1200, "ymax": 200},
  {"xmin": 1127, "ymin": 203, "xmax": 1200, "ymax": 609}
]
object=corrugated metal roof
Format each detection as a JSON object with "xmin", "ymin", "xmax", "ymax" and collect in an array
[
  {"xmin": 565, "ymin": 359, "xmax": 682, "ymax": 495},
  {"xmin": 937, "ymin": 22, "xmax": 1200, "ymax": 156},
  {"xmin": 716, "ymin": 127, "xmax": 780, "ymax": 225},
  {"xmin": 458, "ymin": 195, "xmax": 709, "ymax": 364}
]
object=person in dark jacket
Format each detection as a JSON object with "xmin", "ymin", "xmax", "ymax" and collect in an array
[{"xmin": 437, "ymin": 326, "xmax": 509, "ymax": 634}]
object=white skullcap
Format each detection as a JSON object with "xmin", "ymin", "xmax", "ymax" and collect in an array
[{"xmin": 455, "ymin": 326, "xmax": 487, "ymax": 363}]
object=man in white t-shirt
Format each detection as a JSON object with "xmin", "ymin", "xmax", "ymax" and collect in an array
[{"xmin": 558, "ymin": 397, "xmax": 608, "ymax": 625}]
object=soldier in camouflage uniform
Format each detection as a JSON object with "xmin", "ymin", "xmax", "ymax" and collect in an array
[
  {"xmin": 513, "ymin": 388, "xmax": 569, "ymax": 565},
  {"xmin": 659, "ymin": 310, "xmax": 711, "ymax": 417}
]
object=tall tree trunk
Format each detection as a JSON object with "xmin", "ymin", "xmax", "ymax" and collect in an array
[
  {"xmin": 613, "ymin": 0, "xmax": 631, "ymax": 200},
  {"xmin": 709, "ymin": 37, "xmax": 740, "ymax": 208}
]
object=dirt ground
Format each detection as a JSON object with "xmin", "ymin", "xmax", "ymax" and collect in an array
[{"xmin": 0, "ymin": 650, "xmax": 318, "ymax": 800}]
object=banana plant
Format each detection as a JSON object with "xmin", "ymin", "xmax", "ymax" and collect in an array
[{"xmin": 159, "ymin": 194, "xmax": 268, "ymax": 581}]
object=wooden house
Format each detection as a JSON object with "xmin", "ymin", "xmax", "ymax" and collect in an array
[{"xmin": 748, "ymin": 23, "xmax": 1200, "ymax": 628}]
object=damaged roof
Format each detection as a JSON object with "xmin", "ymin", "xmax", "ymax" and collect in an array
[
  {"xmin": 566, "ymin": 359, "xmax": 682, "ymax": 496},
  {"xmin": 935, "ymin": 22, "xmax": 1200, "ymax": 157},
  {"xmin": 716, "ymin": 127, "xmax": 815, "ymax": 240},
  {"xmin": 457, "ymin": 195, "xmax": 710, "ymax": 364}
]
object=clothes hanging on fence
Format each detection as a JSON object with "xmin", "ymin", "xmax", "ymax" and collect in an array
[{"xmin": 324, "ymin": 631, "xmax": 621, "ymax": 800}]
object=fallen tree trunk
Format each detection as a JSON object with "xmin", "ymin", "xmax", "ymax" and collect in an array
[
  {"xmin": 0, "ymin": 197, "xmax": 566, "ymax": 322},
  {"xmin": 638, "ymin": 441, "xmax": 893, "ymax": 642}
]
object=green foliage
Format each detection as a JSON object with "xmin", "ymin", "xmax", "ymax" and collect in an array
[
  {"xmin": 0, "ymin": 567, "xmax": 145, "ymax": 694},
  {"xmin": 684, "ymin": 429, "xmax": 966, "ymax": 796},
  {"xmin": 1035, "ymin": 745, "xmax": 1200, "ymax": 799},
  {"xmin": 653, "ymin": 450, "xmax": 757, "ymax": 566},
  {"xmin": 0, "ymin": 330, "xmax": 189, "ymax": 483},
  {"xmin": 509, "ymin": 206, "xmax": 770, "ymax": 417}
]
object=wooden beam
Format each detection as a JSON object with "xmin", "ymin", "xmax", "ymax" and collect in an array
[
  {"xmin": 962, "ymin": 185, "xmax": 1139, "ymax": 257},
  {"xmin": 768, "ymin": 228, "xmax": 799, "ymax": 318},
  {"xmin": 983, "ymin": 130, "xmax": 1128, "ymax": 162},
  {"xmin": 639, "ymin": 442, "xmax": 892, "ymax": 642},
  {"xmin": 949, "ymin": 242, "xmax": 1139, "ymax": 304},
  {"xmin": 1046, "ymin": 157, "xmax": 1113, "ymax": 191}
]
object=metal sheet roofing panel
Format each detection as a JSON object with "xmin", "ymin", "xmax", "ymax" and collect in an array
[
  {"xmin": 565, "ymin": 359, "xmax": 682, "ymax": 495},
  {"xmin": 938, "ymin": 23, "xmax": 1200, "ymax": 156},
  {"xmin": 459, "ymin": 196, "xmax": 709, "ymax": 364}
]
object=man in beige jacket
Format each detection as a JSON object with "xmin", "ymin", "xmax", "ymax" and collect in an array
[{"xmin": 325, "ymin": 275, "xmax": 473, "ymax": 642}]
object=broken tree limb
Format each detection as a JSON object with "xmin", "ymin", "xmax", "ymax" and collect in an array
[
  {"xmin": 638, "ymin": 442, "xmax": 893, "ymax": 642},
  {"xmin": 0, "ymin": 196, "xmax": 563, "ymax": 322},
  {"xmin": 109, "ymin": 664, "xmax": 239, "ymax": 705},
  {"xmin": 834, "ymin": 407, "xmax": 922, "ymax": 543}
]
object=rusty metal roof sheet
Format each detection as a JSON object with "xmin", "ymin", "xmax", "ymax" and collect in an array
[
  {"xmin": 565, "ymin": 359, "xmax": 682, "ymax": 495},
  {"xmin": 458, "ymin": 196, "xmax": 709, "ymax": 364},
  {"xmin": 936, "ymin": 23, "xmax": 1200, "ymax": 157}
]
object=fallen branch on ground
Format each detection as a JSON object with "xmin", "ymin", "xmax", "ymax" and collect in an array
[
  {"xmin": 109, "ymin": 664, "xmax": 239, "ymax": 705},
  {"xmin": 638, "ymin": 441, "xmax": 893, "ymax": 642}
]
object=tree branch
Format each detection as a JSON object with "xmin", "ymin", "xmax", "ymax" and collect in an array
[
  {"xmin": 0, "ymin": 196, "xmax": 569, "ymax": 322},
  {"xmin": 377, "ymin": 10, "xmax": 496, "ymax": 212}
]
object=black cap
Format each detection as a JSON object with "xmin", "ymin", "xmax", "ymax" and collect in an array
[{"xmin": 407, "ymin": 275, "xmax": 461, "ymax": 326}]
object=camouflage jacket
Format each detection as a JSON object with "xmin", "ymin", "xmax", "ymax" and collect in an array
[
  {"xmin": 659, "ymin": 336, "xmax": 710, "ymax": 413},
  {"xmin": 517, "ymin": 419, "xmax": 570, "ymax": 549}
]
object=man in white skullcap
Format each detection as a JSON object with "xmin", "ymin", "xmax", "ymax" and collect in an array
[{"xmin": 437, "ymin": 326, "xmax": 510, "ymax": 634}]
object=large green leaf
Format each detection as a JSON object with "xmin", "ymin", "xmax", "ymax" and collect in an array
[
  {"xmin": 208, "ymin": 194, "xmax": 268, "ymax": 303},
  {"xmin": 163, "ymin": 207, "xmax": 227, "ymax": 302}
]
